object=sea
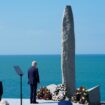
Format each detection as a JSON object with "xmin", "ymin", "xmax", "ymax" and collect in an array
[{"xmin": 0, "ymin": 55, "xmax": 105, "ymax": 101}]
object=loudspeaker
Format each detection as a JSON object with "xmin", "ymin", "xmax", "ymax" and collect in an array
[{"xmin": 58, "ymin": 101, "xmax": 72, "ymax": 105}]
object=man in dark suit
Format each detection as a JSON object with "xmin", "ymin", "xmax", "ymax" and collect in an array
[
  {"xmin": 0, "ymin": 81, "xmax": 3, "ymax": 101},
  {"xmin": 28, "ymin": 61, "xmax": 40, "ymax": 104}
]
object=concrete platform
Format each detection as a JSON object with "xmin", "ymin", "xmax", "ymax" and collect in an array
[{"xmin": 1, "ymin": 98, "xmax": 88, "ymax": 105}]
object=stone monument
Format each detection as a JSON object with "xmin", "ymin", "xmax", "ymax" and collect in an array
[{"xmin": 61, "ymin": 5, "xmax": 75, "ymax": 97}]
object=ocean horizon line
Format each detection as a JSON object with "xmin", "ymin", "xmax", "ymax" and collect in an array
[{"xmin": 0, "ymin": 54, "xmax": 105, "ymax": 56}]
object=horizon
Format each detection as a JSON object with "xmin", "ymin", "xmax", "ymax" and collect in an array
[
  {"xmin": 0, "ymin": 0, "xmax": 105, "ymax": 55},
  {"xmin": 0, "ymin": 53, "xmax": 105, "ymax": 56}
]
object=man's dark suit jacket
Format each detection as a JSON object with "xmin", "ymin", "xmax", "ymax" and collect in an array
[
  {"xmin": 0, "ymin": 81, "xmax": 3, "ymax": 96},
  {"xmin": 28, "ymin": 67, "xmax": 40, "ymax": 85}
]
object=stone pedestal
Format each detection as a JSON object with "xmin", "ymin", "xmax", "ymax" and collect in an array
[{"xmin": 88, "ymin": 86, "xmax": 100, "ymax": 105}]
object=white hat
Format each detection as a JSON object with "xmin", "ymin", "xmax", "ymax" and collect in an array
[{"xmin": 32, "ymin": 60, "xmax": 37, "ymax": 66}]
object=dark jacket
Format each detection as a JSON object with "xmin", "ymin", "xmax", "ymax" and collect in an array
[
  {"xmin": 28, "ymin": 67, "xmax": 40, "ymax": 85},
  {"xmin": 0, "ymin": 81, "xmax": 3, "ymax": 96}
]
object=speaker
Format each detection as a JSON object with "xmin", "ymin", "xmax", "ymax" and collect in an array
[{"xmin": 58, "ymin": 101, "xmax": 72, "ymax": 105}]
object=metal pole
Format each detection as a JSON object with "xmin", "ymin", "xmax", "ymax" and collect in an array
[{"xmin": 20, "ymin": 75, "xmax": 22, "ymax": 105}]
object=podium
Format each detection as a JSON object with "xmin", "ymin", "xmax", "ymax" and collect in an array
[
  {"xmin": 58, "ymin": 101, "xmax": 72, "ymax": 105},
  {"xmin": 14, "ymin": 66, "xmax": 24, "ymax": 105}
]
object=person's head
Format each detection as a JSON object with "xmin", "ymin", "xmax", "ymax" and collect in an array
[{"xmin": 32, "ymin": 60, "xmax": 37, "ymax": 68}]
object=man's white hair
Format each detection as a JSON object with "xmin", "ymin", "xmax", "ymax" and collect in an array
[{"xmin": 32, "ymin": 60, "xmax": 37, "ymax": 66}]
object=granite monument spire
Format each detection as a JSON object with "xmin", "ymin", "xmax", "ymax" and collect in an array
[{"xmin": 61, "ymin": 5, "xmax": 75, "ymax": 97}]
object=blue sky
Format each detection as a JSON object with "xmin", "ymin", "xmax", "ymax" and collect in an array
[{"xmin": 0, "ymin": 0, "xmax": 105, "ymax": 55}]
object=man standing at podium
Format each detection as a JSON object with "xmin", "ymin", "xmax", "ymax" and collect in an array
[{"xmin": 28, "ymin": 61, "xmax": 40, "ymax": 104}]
